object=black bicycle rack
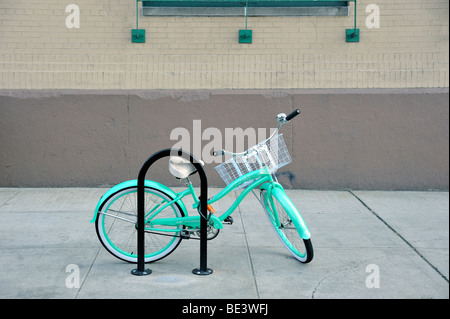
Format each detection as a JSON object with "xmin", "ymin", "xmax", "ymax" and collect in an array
[{"xmin": 131, "ymin": 148, "xmax": 213, "ymax": 276}]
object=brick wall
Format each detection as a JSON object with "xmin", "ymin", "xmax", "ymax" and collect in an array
[{"xmin": 1, "ymin": 0, "xmax": 448, "ymax": 89}]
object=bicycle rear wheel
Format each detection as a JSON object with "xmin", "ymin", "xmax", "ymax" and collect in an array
[
  {"xmin": 95, "ymin": 186, "xmax": 185, "ymax": 263},
  {"xmin": 260, "ymin": 189, "xmax": 313, "ymax": 263}
]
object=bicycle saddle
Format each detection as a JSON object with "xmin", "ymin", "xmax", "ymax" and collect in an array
[{"xmin": 168, "ymin": 156, "xmax": 204, "ymax": 179}]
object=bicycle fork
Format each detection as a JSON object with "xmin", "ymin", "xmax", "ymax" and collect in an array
[{"xmin": 259, "ymin": 182, "xmax": 311, "ymax": 240}]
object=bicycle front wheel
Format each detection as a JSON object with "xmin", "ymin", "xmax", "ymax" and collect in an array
[
  {"xmin": 95, "ymin": 186, "xmax": 185, "ymax": 263},
  {"xmin": 260, "ymin": 189, "xmax": 313, "ymax": 263}
]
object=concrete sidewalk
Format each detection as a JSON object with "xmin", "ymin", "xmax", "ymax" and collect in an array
[{"xmin": 0, "ymin": 187, "xmax": 448, "ymax": 299}]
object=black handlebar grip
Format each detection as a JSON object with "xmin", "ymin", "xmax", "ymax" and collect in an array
[{"xmin": 286, "ymin": 109, "xmax": 300, "ymax": 121}]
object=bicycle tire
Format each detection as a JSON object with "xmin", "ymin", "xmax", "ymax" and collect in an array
[
  {"xmin": 260, "ymin": 189, "xmax": 313, "ymax": 263},
  {"xmin": 95, "ymin": 186, "xmax": 185, "ymax": 263}
]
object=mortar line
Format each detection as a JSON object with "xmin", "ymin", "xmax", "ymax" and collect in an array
[{"xmin": 348, "ymin": 190, "xmax": 449, "ymax": 284}]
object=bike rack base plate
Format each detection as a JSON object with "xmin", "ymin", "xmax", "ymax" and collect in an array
[
  {"xmin": 131, "ymin": 268, "xmax": 152, "ymax": 276},
  {"xmin": 192, "ymin": 268, "xmax": 213, "ymax": 276}
]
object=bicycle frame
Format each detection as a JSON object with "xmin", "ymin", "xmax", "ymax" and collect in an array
[
  {"xmin": 91, "ymin": 164, "xmax": 310, "ymax": 239},
  {"xmin": 146, "ymin": 166, "xmax": 273, "ymax": 233}
]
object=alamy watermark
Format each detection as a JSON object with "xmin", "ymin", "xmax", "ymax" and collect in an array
[
  {"xmin": 65, "ymin": 4, "xmax": 80, "ymax": 29},
  {"xmin": 65, "ymin": 264, "xmax": 80, "ymax": 289},
  {"xmin": 170, "ymin": 120, "xmax": 276, "ymax": 164},
  {"xmin": 365, "ymin": 4, "xmax": 380, "ymax": 29},
  {"xmin": 365, "ymin": 264, "xmax": 380, "ymax": 289}
]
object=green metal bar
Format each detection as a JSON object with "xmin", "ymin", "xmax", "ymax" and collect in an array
[
  {"xmin": 148, "ymin": 214, "xmax": 224, "ymax": 229},
  {"xmin": 145, "ymin": 188, "xmax": 192, "ymax": 223},
  {"xmin": 144, "ymin": 198, "xmax": 176, "ymax": 223},
  {"xmin": 144, "ymin": 226, "xmax": 184, "ymax": 233},
  {"xmin": 206, "ymin": 167, "xmax": 271, "ymax": 205},
  {"xmin": 245, "ymin": 0, "xmax": 248, "ymax": 30},
  {"xmin": 148, "ymin": 215, "xmax": 202, "ymax": 228},
  {"xmin": 143, "ymin": 1, "xmax": 350, "ymax": 7},
  {"xmin": 132, "ymin": 1, "xmax": 145, "ymax": 43},
  {"xmin": 188, "ymin": 183, "xmax": 199, "ymax": 206},
  {"xmin": 216, "ymin": 174, "xmax": 271, "ymax": 221}
]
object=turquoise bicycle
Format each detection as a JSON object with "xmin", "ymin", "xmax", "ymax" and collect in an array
[{"xmin": 91, "ymin": 109, "xmax": 313, "ymax": 264}]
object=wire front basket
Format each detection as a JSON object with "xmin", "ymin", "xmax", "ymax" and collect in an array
[{"xmin": 214, "ymin": 134, "xmax": 291, "ymax": 189}]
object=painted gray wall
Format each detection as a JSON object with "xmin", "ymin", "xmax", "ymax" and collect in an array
[{"xmin": 0, "ymin": 89, "xmax": 448, "ymax": 190}]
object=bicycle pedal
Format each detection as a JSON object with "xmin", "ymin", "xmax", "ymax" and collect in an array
[
  {"xmin": 223, "ymin": 216, "xmax": 234, "ymax": 225},
  {"xmin": 180, "ymin": 230, "xmax": 191, "ymax": 239}
]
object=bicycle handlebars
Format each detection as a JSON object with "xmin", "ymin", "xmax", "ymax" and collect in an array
[
  {"xmin": 212, "ymin": 109, "xmax": 300, "ymax": 157},
  {"xmin": 286, "ymin": 109, "xmax": 300, "ymax": 121}
]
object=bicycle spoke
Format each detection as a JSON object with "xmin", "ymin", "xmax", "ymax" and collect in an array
[{"xmin": 260, "ymin": 189, "xmax": 313, "ymax": 263}]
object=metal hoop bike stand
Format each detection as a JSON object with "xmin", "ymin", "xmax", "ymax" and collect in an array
[{"xmin": 131, "ymin": 148, "xmax": 213, "ymax": 276}]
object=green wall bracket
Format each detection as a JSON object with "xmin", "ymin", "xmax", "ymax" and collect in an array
[
  {"xmin": 132, "ymin": 1, "xmax": 145, "ymax": 43},
  {"xmin": 239, "ymin": 29, "xmax": 252, "ymax": 43},
  {"xmin": 346, "ymin": 1, "xmax": 359, "ymax": 42},
  {"xmin": 132, "ymin": 29, "xmax": 146, "ymax": 43},
  {"xmin": 239, "ymin": 1, "xmax": 252, "ymax": 43},
  {"xmin": 346, "ymin": 28, "xmax": 359, "ymax": 42}
]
